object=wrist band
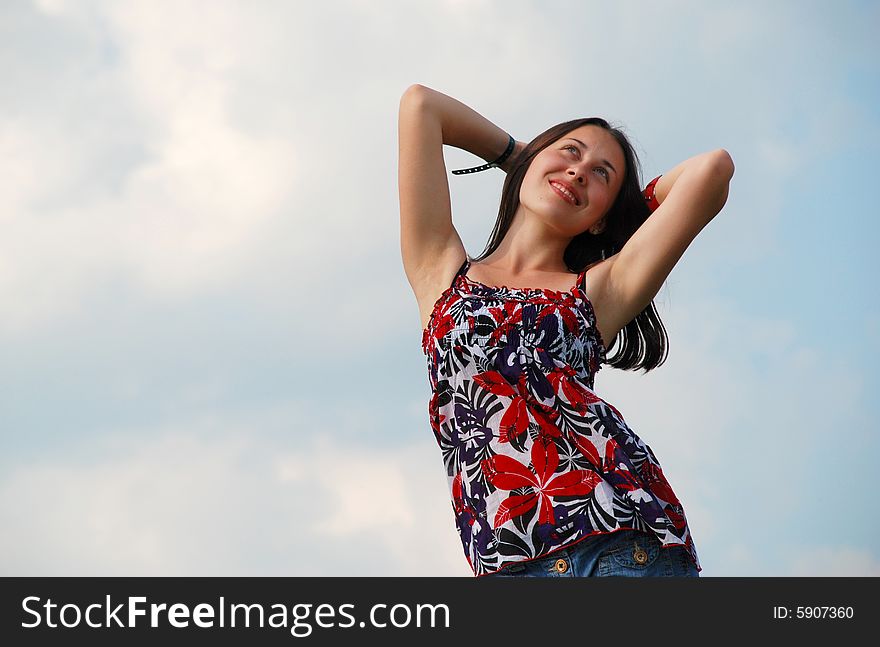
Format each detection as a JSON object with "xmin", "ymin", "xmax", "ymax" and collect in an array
[
  {"xmin": 643, "ymin": 175, "xmax": 662, "ymax": 212},
  {"xmin": 451, "ymin": 134, "xmax": 516, "ymax": 175}
]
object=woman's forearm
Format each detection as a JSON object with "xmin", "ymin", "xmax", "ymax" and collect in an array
[
  {"xmin": 653, "ymin": 149, "xmax": 734, "ymax": 206},
  {"xmin": 403, "ymin": 84, "xmax": 512, "ymax": 165}
]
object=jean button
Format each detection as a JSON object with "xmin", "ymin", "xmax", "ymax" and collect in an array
[
  {"xmin": 554, "ymin": 558, "xmax": 569, "ymax": 573},
  {"xmin": 633, "ymin": 548, "xmax": 648, "ymax": 565}
]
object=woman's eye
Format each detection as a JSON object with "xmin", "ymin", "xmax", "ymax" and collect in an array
[
  {"xmin": 595, "ymin": 167, "xmax": 609, "ymax": 179},
  {"xmin": 564, "ymin": 145, "xmax": 578, "ymax": 155}
]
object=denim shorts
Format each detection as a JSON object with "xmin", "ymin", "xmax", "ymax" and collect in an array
[{"xmin": 484, "ymin": 529, "xmax": 699, "ymax": 578}]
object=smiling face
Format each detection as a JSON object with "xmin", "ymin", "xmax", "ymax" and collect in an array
[{"xmin": 518, "ymin": 124, "xmax": 626, "ymax": 238}]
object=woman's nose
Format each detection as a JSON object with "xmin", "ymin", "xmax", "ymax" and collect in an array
[{"xmin": 567, "ymin": 168, "xmax": 585, "ymax": 184}]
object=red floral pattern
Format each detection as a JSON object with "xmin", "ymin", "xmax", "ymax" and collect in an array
[{"xmin": 421, "ymin": 258, "xmax": 701, "ymax": 576}]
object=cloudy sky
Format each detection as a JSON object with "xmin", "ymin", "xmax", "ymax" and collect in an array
[{"xmin": 1, "ymin": 0, "xmax": 877, "ymax": 577}]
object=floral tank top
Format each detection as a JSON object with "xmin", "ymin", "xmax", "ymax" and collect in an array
[{"xmin": 421, "ymin": 258, "xmax": 701, "ymax": 576}]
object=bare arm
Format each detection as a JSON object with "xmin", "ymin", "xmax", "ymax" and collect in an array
[
  {"xmin": 604, "ymin": 149, "xmax": 735, "ymax": 335},
  {"xmin": 648, "ymin": 153, "xmax": 725, "ymax": 206},
  {"xmin": 398, "ymin": 84, "xmax": 517, "ymax": 325}
]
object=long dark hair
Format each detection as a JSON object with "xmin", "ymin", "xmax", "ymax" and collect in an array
[{"xmin": 473, "ymin": 118, "xmax": 668, "ymax": 372}]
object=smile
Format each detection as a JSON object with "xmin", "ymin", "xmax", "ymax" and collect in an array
[{"xmin": 549, "ymin": 181, "xmax": 579, "ymax": 205}]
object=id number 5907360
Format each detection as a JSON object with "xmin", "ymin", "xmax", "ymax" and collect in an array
[
  {"xmin": 773, "ymin": 606, "xmax": 854, "ymax": 619},
  {"xmin": 796, "ymin": 606, "xmax": 853, "ymax": 619}
]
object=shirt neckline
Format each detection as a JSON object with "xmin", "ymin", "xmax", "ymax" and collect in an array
[{"xmin": 459, "ymin": 260, "xmax": 585, "ymax": 296}]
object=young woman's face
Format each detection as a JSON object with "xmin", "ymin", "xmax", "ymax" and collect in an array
[{"xmin": 519, "ymin": 125, "xmax": 626, "ymax": 238}]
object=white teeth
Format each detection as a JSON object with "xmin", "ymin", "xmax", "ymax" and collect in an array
[{"xmin": 552, "ymin": 182, "xmax": 576, "ymax": 204}]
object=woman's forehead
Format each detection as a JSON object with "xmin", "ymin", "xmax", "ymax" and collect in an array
[{"xmin": 558, "ymin": 125, "xmax": 621, "ymax": 153}]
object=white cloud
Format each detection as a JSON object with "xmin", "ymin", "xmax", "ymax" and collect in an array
[
  {"xmin": 2, "ymin": 0, "xmax": 531, "ymax": 342},
  {"xmin": 275, "ymin": 435, "xmax": 469, "ymax": 577},
  {"xmin": 0, "ymin": 416, "xmax": 469, "ymax": 576},
  {"xmin": 1, "ymin": 1, "xmax": 306, "ymax": 335}
]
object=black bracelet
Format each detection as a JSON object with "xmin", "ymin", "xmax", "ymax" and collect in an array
[{"xmin": 451, "ymin": 134, "xmax": 516, "ymax": 175}]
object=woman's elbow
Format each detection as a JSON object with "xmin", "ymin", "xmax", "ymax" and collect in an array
[
  {"xmin": 707, "ymin": 148, "xmax": 735, "ymax": 181},
  {"xmin": 704, "ymin": 149, "xmax": 733, "ymax": 212},
  {"xmin": 401, "ymin": 83, "xmax": 434, "ymax": 108}
]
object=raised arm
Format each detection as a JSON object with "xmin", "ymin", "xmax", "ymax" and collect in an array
[
  {"xmin": 398, "ymin": 84, "xmax": 516, "ymax": 327},
  {"xmin": 603, "ymin": 149, "xmax": 735, "ymax": 337}
]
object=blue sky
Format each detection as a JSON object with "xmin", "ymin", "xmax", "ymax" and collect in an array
[{"xmin": 1, "ymin": 0, "xmax": 878, "ymax": 576}]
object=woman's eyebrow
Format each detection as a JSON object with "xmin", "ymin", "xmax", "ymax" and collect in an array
[{"xmin": 565, "ymin": 138, "xmax": 617, "ymax": 175}]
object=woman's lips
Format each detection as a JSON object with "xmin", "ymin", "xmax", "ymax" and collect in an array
[{"xmin": 549, "ymin": 180, "xmax": 579, "ymax": 205}]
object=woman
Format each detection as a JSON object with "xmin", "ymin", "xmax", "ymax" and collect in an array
[{"xmin": 398, "ymin": 84, "xmax": 733, "ymax": 577}]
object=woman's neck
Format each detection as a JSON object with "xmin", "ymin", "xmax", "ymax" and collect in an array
[{"xmin": 481, "ymin": 213, "xmax": 572, "ymax": 274}]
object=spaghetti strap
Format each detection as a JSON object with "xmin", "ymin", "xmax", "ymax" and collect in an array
[
  {"xmin": 575, "ymin": 267, "xmax": 588, "ymax": 293},
  {"xmin": 577, "ymin": 259, "xmax": 604, "ymax": 293}
]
